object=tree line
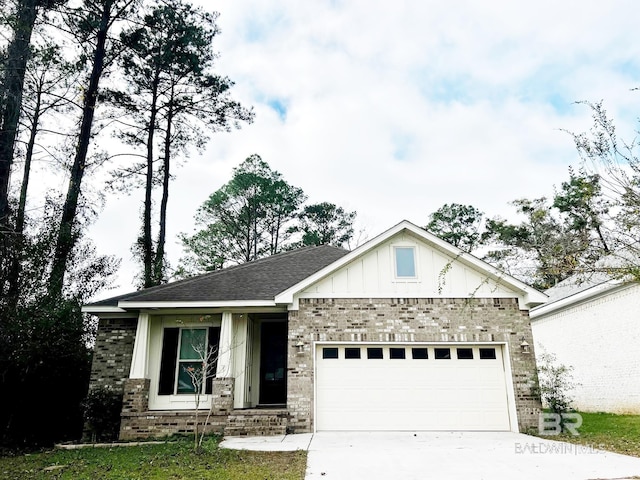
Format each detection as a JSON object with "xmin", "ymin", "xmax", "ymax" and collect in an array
[{"xmin": 0, "ymin": 0, "xmax": 252, "ymax": 448}]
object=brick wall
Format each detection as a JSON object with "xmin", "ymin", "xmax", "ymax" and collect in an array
[
  {"xmin": 119, "ymin": 377, "xmax": 234, "ymax": 440},
  {"xmin": 88, "ymin": 317, "xmax": 137, "ymax": 393},
  {"xmin": 532, "ymin": 283, "xmax": 640, "ymax": 414},
  {"xmin": 287, "ymin": 297, "xmax": 541, "ymax": 433}
]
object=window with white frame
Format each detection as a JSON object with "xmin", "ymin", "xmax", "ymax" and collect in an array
[
  {"xmin": 158, "ymin": 327, "xmax": 220, "ymax": 395},
  {"xmin": 394, "ymin": 246, "xmax": 416, "ymax": 278}
]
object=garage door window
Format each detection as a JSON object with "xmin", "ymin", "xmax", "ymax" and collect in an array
[
  {"xmin": 434, "ymin": 348, "xmax": 451, "ymax": 359},
  {"xmin": 411, "ymin": 347, "xmax": 428, "ymax": 359},
  {"xmin": 479, "ymin": 348, "xmax": 497, "ymax": 359},
  {"xmin": 390, "ymin": 348, "xmax": 406, "ymax": 359},
  {"xmin": 322, "ymin": 347, "xmax": 339, "ymax": 359},
  {"xmin": 345, "ymin": 348, "xmax": 361, "ymax": 359},
  {"xmin": 457, "ymin": 348, "xmax": 474, "ymax": 359},
  {"xmin": 367, "ymin": 348, "xmax": 383, "ymax": 359}
]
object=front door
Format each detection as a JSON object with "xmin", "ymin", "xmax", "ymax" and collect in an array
[{"xmin": 259, "ymin": 321, "xmax": 287, "ymax": 405}]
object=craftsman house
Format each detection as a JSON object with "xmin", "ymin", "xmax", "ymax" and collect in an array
[{"xmin": 84, "ymin": 220, "xmax": 546, "ymax": 439}]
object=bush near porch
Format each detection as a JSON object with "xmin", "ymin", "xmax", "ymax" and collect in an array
[{"xmin": 0, "ymin": 436, "xmax": 306, "ymax": 480}]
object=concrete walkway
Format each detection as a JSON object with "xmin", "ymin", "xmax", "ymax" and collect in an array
[
  {"xmin": 220, "ymin": 433, "xmax": 313, "ymax": 452},
  {"xmin": 221, "ymin": 431, "xmax": 640, "ymax": 480}
]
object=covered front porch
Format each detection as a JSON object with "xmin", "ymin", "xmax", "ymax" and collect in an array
[{"xmin": 119, "ymin": 309, "xmax": 290, "ymax": 440}]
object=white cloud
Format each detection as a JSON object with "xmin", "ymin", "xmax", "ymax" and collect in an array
[{"xmin": 86, "ymin": 0, "xmax": 640, "ymax": 298}]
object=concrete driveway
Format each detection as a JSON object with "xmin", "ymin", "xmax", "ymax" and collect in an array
[{"xmin": 221, "ymin": 431, "xmax": 640, "ymax": 480}]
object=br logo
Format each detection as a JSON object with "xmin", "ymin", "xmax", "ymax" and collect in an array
[{"xmin": 538, "ymin": 413, "xmax": 582, "ymax": 436}]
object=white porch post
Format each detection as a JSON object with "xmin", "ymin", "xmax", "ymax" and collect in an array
[
  {"xmin": 217, "ymin": 311, "xmax": 233, "ymax": 378},
  {"xmin": 232, "ymin": 314, "xmax": 249, "ymax": 408},
  {"xmin": 129, "ymin": 312, "xmax": 150, "ymax": 379}
]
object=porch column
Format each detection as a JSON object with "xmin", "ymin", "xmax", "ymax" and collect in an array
[
  {"xmin": 232, "ymin": 314, "xmax": 249, "ymax": 408},
  {"xmin": 129, "ymin": 312, "xmax": 150, "ymax": 379},
  {"xmin": 217, "ymin": 311, "xmax": 233, "ymax": 378}
]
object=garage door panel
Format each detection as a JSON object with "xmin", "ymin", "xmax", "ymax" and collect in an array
[{"xmin": 316, "ymin": 344, "xmax": 511, "ymax": 431}]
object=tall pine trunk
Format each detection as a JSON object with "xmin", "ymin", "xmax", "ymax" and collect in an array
[
  {"xmin": 48, "ymin": 0, "xmax": 113, "ymax": 298},
  {"xmin": 6, "ymin": 86, "xmax": 42, "ymax": 301},
  {"xmin": 153, "ymin": 94, "xmax": 174, "ymax": 286},
  {"xmin": 0, "ymin": 0, "xmax": 38, "ymax": 230},
  {"xmin": 141, "ymin": 71, "xmax": 160, "ymax": 288}
]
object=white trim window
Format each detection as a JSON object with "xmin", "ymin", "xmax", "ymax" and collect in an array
[
  {"xmin": 158, "ymin": 326, "xmax": 220, "ymax": 395},
  {"xmin": 394, "ymin": 246, "xmax": 417, "ymax": 279}
]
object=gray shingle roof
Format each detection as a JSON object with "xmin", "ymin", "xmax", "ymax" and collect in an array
[{"xmin": 88, "ymin": 245, "xmax": 349, "ymax": 307}]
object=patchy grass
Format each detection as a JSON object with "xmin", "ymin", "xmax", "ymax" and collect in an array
[
  {"xmin": 0, "ymin": 437, "xmax": 307, "ymax": 480},
  {"xmin": 542, "ymin": 411, "xmax": 640, "ymax": 457}
]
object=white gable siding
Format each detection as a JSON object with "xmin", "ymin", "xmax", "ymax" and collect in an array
[
  {"xmin": 531, "ymin": 283, "xmax": 640, "ymax": 414},
  {"xmin": 296, "ymin": 233, "xmax": 517, "ymax": 301}
]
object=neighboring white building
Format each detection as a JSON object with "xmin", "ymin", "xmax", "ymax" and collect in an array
[{"xmin": 530, "ymin": 274, "xmax": 640, "ymax": 414}]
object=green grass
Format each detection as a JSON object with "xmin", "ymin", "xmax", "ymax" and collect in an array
[
  {"xmin": 0, "ymin": 437, "xmax": 307, "ymax": 480},
  {"xmin": 541, "ymin": 411, "xmax": 640, "ymax": 457}
]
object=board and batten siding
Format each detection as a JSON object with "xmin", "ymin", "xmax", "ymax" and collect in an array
[{"xmin": 297, "ymin": 233, "xmax": 514, "ymax": 300}]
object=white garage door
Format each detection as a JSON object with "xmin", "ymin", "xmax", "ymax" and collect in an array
[{"xmin": 315, "ymin": 344, "xmax": 512, "ymax": 431}]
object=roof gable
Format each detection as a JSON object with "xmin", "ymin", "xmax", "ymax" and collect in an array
[{"xmin": 275, "ymin": 220, "xmax": 547, "ymax": 309}]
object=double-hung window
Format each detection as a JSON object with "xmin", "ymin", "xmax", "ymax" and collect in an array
[{"xmin": 158, "ymin": 326, "xmax": 221, "ymax": 395}]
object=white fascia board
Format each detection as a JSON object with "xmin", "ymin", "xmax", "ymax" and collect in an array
[
  {"xmin": 523, "ymin": 290, "xmax": 550, "ymax": 308},
  {"xmin": 81, "ymin": 305, "xmax": 128, "ymax": 314},
  {"xmin": 117, "ymin": 300, "xmax": 277, "ymax": 309},
  {"xmin": 530, "ymin": 280, "xmax": 624, "ymax": 319},
  {"xmin": 275, "ymin": 219, "xmax": 547, "ymax": 306}
]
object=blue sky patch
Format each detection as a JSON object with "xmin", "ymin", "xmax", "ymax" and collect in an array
[
  {"xmin": 415, "ymin": 71, "xmax": 476, "ymax": 105},
  {"xmin": 266, "ymin": 98, "xmax": 288, "ymax": 121},
  {"xmin": 392, "ymin": 132, "xmax": 416, "ymax": 162}
]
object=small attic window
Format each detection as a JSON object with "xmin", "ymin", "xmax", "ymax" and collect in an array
[{"xmin": 394, "ymin": 247, "xmax": 416, "ymax": 278}]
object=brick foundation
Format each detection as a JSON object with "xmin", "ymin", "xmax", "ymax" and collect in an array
[
  {"xmin": 287, "ymin": 297, "xmax": 541, "ymax": 433},
  {"xmin": 119, "ymin": 377, "xmax": 235, "ymax": 440}
]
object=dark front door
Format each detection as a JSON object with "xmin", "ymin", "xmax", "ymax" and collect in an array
[{"xmin": 259, "ymin": 321, "xmax": 287, "ymax": 405}]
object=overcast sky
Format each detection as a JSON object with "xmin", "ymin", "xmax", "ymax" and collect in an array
[{"xmin": 87, "ymin": 0, "xmax": 640, "ymax": 299}]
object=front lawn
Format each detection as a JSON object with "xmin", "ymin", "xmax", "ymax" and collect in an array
[
  {"xmin": 540, "ymin": 411, "xmax": 640, "ymax": 457},
  {"xmin": 0, "ymin": 437, "xmax": 307, "ymax": 480}
]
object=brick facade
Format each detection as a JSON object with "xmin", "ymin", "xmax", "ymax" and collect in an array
[
  {"xmin": 89, "ymin": 297, "xmax": 541, "ymax": 440},
  {"xmin": 88, "ymin": 317, "xmax": 137, "ymax": 393},
  {"xmin": 119, "ymin": 377, "xmax": 235, "ymax": 440},
  {"xmin": 287, "ymin": 297, "xmax": 541, "ymax": 433}
]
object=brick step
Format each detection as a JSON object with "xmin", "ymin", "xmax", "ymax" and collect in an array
[{"xmin": 224, "ymin": 409, "xmax": 289, "ymax": 437}]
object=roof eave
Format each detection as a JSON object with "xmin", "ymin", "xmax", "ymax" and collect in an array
[
  {"xmin": 530, "ymin": 279, "xmax": 625, "ymax": 318},
  {"xmin": 81, "ymin": 305, "xmax": 128, "ymax": 314},
  {"xmin": 117, "ymin": 299, "xmax": 278, "ymax": 309}
]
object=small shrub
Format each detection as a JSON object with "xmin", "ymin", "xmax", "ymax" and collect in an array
[
  {"xmin": 83, "ymin": 387, "xmax": 123, "ymax": 442},
  {"xmin": 536, "ymin": 351, "xmax": 578, "ymax": 433},
  {"xmin": 537, "ymin": 351, "xmax": 576, "ymax": 415}
]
